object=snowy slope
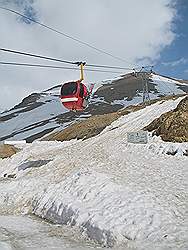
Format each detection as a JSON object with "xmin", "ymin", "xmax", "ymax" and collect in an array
[
  {"xmin": 0, "ymin": 73, "xmax": 187, "ymax": 142},
  {"xmin": 0, "ymin": 96, "xmax": 187, "ymax": 249},
  {"xmin": 0, "ymin": 215, "xmax": 98, "ymax": 250},
  {"xmin": 0, "ymin": 86, "xmax": 68, "ymax": 141},
  {"xmin": 150, "ymin": 73, "xmax": 187, "ymax": 95}
]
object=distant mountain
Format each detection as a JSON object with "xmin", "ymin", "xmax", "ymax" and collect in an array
[{"xmin": 0, "ymin": 72, "xmax": 187, "ymax": 142}]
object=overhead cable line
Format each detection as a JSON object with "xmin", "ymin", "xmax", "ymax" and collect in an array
[
  {"xmin": 0, "ymin": 47, "xmax": 136, "ymax": 70},
  {"xmin": 86, "ymin": 63, "xmax": 136, "ymax": 70},
  {"xmin": 0, "ymin": 48, "xmax": 76, "ymax": 65},
  {"xmin": 0, "ymin": 6, "xmax": 137, "ymax": 66},
  {"xmin": 0, "ymin": 61, "xmax": 125, "ymax": 74}
]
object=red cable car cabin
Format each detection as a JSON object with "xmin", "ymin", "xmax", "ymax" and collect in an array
[{"xmin": 60, "ymin": 80, "xmax": 89, "ymax": 111}]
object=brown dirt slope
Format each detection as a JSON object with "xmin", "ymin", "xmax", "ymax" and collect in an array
[
  {"xmin": 0, "ymin": 145, "xmax": 19, "ymax": 159},
  {"xmin": 44, "ymin": 103, "xmax": 150, "ymax": 141},
  {"xmin": 45, "ymin": 112, "xmax": 120, "ymax": 141},
  {"xmin": 144, "ymin": 96, "xmax": 188, "ymax": 142},
  {"xmin": 44, "ymin": 95, "xmax": 185, "ymax": 142}
]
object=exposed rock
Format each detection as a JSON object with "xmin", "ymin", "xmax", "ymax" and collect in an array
[
  {"xmin": 144, "ymin": 96, "xmax": 188, "ymax": 142},
  {"xmin": 0, "ymin": 144, "xmax": 19, "ymax": 159}
]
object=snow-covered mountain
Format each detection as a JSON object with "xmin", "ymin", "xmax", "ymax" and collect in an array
[
  {"xmin": 0, "ymin": 96, "xmax": 187, "ymax": 249},
  {"xmin": 0, "ymin": 73, "xmax": 187, "ymax": 142}
]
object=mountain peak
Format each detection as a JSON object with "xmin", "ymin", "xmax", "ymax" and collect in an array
[{"xmin": 0, "ymin": 73, "xmax": 187, "ymax": 142}]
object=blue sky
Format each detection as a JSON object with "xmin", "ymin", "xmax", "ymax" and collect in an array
[{"xmin": 156, "ymin": 0, "xmax": 188, "ymax": 79}]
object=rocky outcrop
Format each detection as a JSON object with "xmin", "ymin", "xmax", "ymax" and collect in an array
[
  {"xmin": 0, "ymin": 144, "xmax": 18, "ymax": 158},
  {"xmin": 145, "ymin": 96, "xmax": 188, "ymax": 142}
]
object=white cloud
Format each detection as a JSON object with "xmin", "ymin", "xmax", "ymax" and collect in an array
[
  {"xmin": 0, "ymin": 0, "xmax": 177, "ymax": 111},
  {"xmin": 162, "ymin": 57, "xmax": 188, "ymax": 67}
]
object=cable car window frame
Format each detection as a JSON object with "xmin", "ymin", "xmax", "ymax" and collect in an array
[{"xmin": 61, "ymin": 82, "xmax": 78, "ymax": 97}]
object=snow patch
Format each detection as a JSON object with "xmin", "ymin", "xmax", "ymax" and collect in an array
[{"xmin": 151, "ymin": 74, "xmax": 186, "ymax": 95}]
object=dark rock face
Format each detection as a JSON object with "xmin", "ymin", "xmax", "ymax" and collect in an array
[{"xmin": 144, "ymin": 96, "xmax": 188, "ymax": 142}]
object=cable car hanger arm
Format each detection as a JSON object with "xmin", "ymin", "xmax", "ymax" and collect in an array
[{"xmin": 75, "ymin": 62, "xmax": 86, "ymax": 82}]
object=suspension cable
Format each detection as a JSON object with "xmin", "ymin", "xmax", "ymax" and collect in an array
[
  {"xmin": 0, "ymin": 47, "xmax": 136, "ymax": 70},
  {"xmin": 0, "ymin": 61, "xmax": 125, "ymax": 74},
  {"xmin": 0, "ymin": 48, "xmax": 76, "ymax": 65},
  {"xmin": 0, "ymin": 6, "xmax": 137, "ymax": 66}
]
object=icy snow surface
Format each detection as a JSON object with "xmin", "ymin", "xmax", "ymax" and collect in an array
[
  {"xmin": 0, "ymin": 96, "xmax": 188, "ymax": 249},
  {"xmin": 151, "ymin": 74, "xmax": 187, "ymax": 95},
  {"xmin": 0, "ymin": 215, "xmax": 102, "ymax": 250}
]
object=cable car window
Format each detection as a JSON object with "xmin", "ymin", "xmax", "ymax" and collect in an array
[
  {"xmin": 79, "ymin": 83, "xmax": 84, "ymax": 97},
  {"xmin": 61, "ymin": 82, "xmax": 77, "ymax": 96}
]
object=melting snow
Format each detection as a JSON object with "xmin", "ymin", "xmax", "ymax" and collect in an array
[
  {"xmin": 0, "ymin": 96, "xmax": 188, "ymax": 249},
  {"xmin": 0, "ymin": 215, "xmax": 99, "ymax": 250},
  {"xmin": 151, "ymin": 74, "xmax": 186, "ymax": 95}
]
